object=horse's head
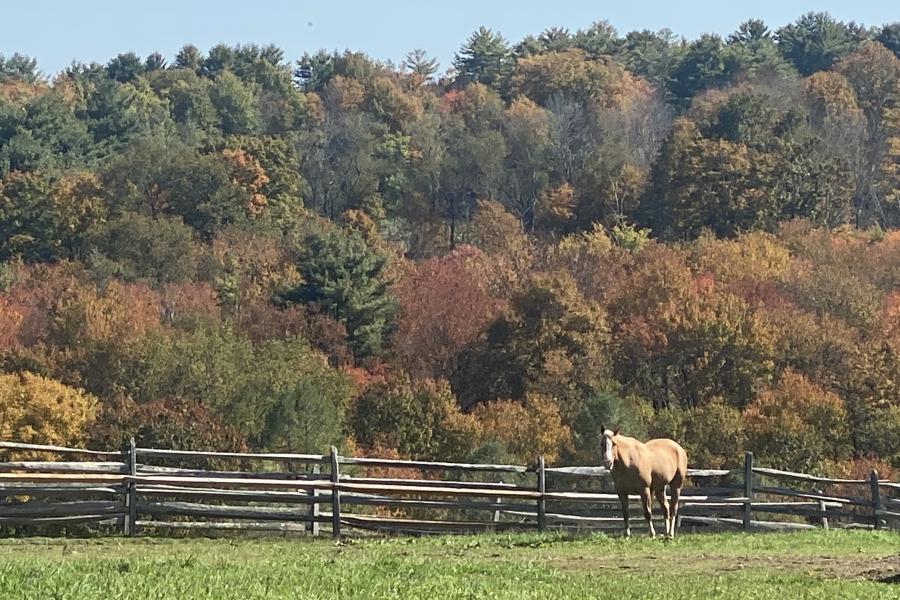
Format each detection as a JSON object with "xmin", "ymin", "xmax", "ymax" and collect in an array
[{"xmin": 600, "ymin": 426, "xmax": 620, "ymax": 470}]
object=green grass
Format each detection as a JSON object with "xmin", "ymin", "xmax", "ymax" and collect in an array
[{"xmin": 0, "ymin": 530, "xmax": 897, "ymax": 599}]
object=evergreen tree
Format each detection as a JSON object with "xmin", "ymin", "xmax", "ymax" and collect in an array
[
  {"xmin": 403, "ymin": 49, "xmax": 439, "ymax": 81},
  {"xmin": 453, "ymin": 27, "xmax": 512, "ymax": 88},
  {"xmin": 106, "ymin": 52, "xmax": 144, "ymax": 83},
  {"xmin": 175, "ymin": 44, "xmax": 203, "ymax": 72},
  {"xmin": 280, "ymin": 228, "xmax": 397, "ymax": 360},
  {"xmin": 877, "ymin": 23, "xmax": 900, "ymax": 58},
  {"xmin": 775, "ymin": 12, "xmax": 866, "ymax": 76},
  {"xmin": 668, "ymin": 34, "xmax": 731, "ymax": 101},
  {"xmin": 0, "ymin": 53, "xmax": 40, "ymax": 83}
]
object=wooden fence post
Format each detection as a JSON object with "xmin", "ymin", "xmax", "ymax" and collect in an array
[
  {"xmin": 124, "ymin": 437, "xmax": 137, "ymax": 536},
  {"xmin": 743, "ymin": 451, "xmax": 753, "ymax": 532},
  {"xmin": 537, "ymin": 456, "xmax": 546, "ymax": 533},
  {"xmin": 119, "ymin": 440, "xmax": 129, "ymax": 535},
  {"xmin": 330, "ymin": 446, "xmax": 341, "ymax": 539},
  {"xmin": 816, "ymin": 489, "xmax": 829, "ymax": 530},
  {"xmin": 309, "ymin": 463, "xmax": 320, "ymax": 537},
  {"xmin": 870, "ymin": 470, "xmax": 881, "ymax": 530},
  {"xmin": 492, "ymin": 480, "xmax": 502, "ymax": 526}
]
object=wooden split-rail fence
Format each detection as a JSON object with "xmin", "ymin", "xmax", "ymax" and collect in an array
[{"xmin": 0, "ymin": 440, "xmax": 897, "ymax": 536}]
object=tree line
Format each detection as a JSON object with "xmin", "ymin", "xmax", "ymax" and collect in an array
[{"xmin": 0, "ymin": 12, "xmax": 898, "ymax": 477}]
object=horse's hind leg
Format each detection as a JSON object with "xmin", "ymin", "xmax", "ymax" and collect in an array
[
  {"xmin": 654, "ymin": 488, "xmax": 670, "ymax": 539},
  {"xmin": 669, "ymin": 486, "xmax": 681, "ymax": 539},
  {"xmin": 641, "ymin": 488, "xmax": 655, "ymax": 538}
]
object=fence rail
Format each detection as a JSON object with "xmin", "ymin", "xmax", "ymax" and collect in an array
[{"xmin": 0, "ymin": 440, "xmax": 896, "ymax": 537}]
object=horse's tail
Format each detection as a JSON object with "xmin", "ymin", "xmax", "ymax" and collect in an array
[{"xmin": 673, "ymin": 443, "xmax": 688, "ymax": 489}]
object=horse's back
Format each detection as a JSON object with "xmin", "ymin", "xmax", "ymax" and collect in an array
[{"xmin": 644, "ymin": 438, "xmax": 688, "ymax": 488}]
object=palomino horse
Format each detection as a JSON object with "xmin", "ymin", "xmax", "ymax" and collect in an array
[{"xmin": 601, "ymin": 427, "xmax": 688, "ymax": 539}]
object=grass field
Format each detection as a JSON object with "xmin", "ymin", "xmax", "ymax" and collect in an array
[{"xmin": 0, "ymin": 530, "xmax": 897, "ymax": 599}]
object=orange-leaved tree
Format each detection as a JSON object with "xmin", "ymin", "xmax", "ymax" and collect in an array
[
  {"xmin": 744, "ymin": 370, "xmax": 851, "ymax": 473},
  {"xmin": 610, "ymin": 243, "xmax": 775, "ymax": 409}
]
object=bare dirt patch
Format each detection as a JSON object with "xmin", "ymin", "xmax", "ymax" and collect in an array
[
  {"xmin": 552, "ymin": 551, "xmax": 900, "ymax": 582},
  {"xmin": 745, "ymin": 554, "xmax": 900, "ymax": 582}
]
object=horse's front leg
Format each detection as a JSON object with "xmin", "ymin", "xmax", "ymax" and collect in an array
[
  {"xmin": 618, "ymin": 492, "xmax": 631, "ymax": 538},
  {"xmin": 641, "ymin": 488, "xmax": 655, "ymax": 538}
]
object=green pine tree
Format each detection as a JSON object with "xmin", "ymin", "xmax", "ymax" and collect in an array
[{"xmin": 280, "ymin": 228, "xmax": 397, "ymax": 360}]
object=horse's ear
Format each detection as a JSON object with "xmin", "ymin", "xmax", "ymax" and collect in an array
[
  {"xmin": 612, "ymin": 428, "xmax": 620, "ymax": 436},
  {"xmin": 600, "ymin": 424, "xmax": 605, "ymax": 435}
]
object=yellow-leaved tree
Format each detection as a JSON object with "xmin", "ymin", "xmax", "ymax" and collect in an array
[
  {"xmin": 470, "ymin": 393, "xmax": 572, "ymax": 464},
  {"xmin": 0, "ymin": 372, "xmax": 97, "ymax": 459}
]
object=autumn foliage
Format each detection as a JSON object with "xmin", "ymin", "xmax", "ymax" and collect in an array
[
  {"xmin": 470, "ymin": 394, "xmax": 572, "ymax": 463},
  {"xmin": 0, "ymin": 372, "xmax": 97, "ymax": 458},
  {"xmin": 1, "ymin": 16, "xmax": 899, "ymax": 474},
  {"xmin": 88, "ymin": 396, "xmax": 247, "ymax": 467},
  {"xmin": 393, "ymin": 245, "xmax": 505, "ymax": 379}
]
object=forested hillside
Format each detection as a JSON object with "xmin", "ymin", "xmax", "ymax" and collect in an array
[{"xmin": 1, "ymin": 12, "xmax": 899, "ymax": 476}]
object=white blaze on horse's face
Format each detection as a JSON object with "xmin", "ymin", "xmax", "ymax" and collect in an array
[{"xmin": 602, "ymin": 430, "xmax": 615, "ymax": 469}]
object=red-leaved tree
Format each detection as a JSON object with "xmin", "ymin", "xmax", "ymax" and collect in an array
[{"xmin": 392, "ymin": 245, "xmax": 505, "ymax": 379}]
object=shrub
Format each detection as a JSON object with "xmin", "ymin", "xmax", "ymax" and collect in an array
[
  {"xmin": 88, "ymin": 395, "xmax": 246, "ymax": 468},
  {"xmin": 470, "ymin": 393, "xmax": 572, "ymax": 463},
  {"xmin": 0, "ymin": 372, "xmax": 97, "ymax": 459},
  {"xmin": 349, "ymin": 373, "xmax": 478, "ymax": 461}
]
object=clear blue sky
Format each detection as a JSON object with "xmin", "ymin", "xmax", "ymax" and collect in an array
[{"xmin": 2, "ymin": 1, "xmax": 898, "ymax": 77}]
